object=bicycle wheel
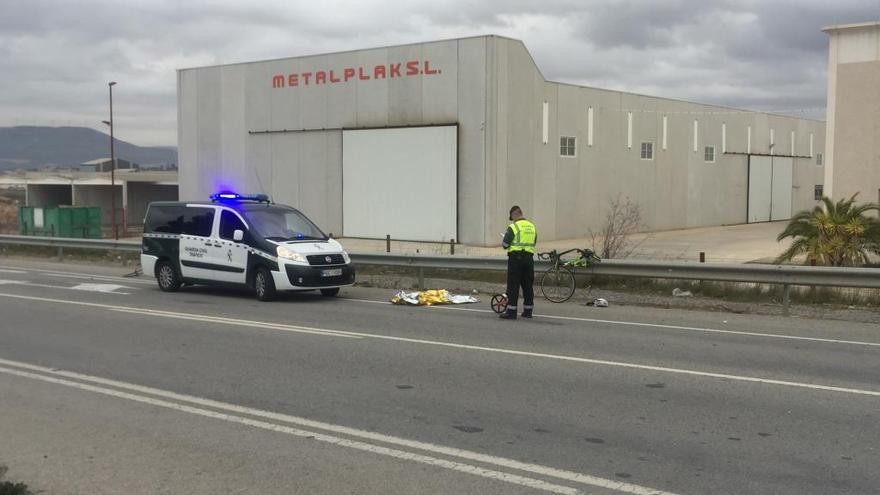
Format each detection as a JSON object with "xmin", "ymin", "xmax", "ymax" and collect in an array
[
  {"xmin": 541, "ymin": 266, "xmax": 576, "ymax": 303},
  {"xmin": 490, "ymin": 293, "xmax": 508, "ymax": 314}
]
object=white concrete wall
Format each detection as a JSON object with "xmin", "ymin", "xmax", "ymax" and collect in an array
[
  {"xmin": 824, "ymin": 23, "xmax": 880, "ymax": 203},
  {"xmin": 73, "ymin": 185, "xmax": 121, "ymax": 226}
]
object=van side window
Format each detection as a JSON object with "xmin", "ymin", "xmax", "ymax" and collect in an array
[
  {"xmin": 182, "ymin": 208, "xmax": 215, "ymax": 237},
  {"xmin": 145, "ymin": 205, "xmax": 185, "ymax": 234},
  {"xmin": 219, "ymin": 210, "xmax": 246, "ymax": 240}
]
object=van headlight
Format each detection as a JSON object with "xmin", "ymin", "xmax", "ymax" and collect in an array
[
  {"xmin": 342, "ymin": 251, "xmax": 351, "ymax": 263},
  {"xmin": 277, "ymin": 245, "xmax": 307, "ymax": 263}
]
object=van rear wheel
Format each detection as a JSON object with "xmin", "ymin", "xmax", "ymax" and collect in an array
[
  {"xmin": 320, "ymin": 288, "xmax": 340, "ymax": 297},
  {"xmin": 156, "ymin": 261, "xmax": 181, "ymax": 292},
  {"xmin": 254, "ymin": 267, "xmax": 277, "ymax": 302}
]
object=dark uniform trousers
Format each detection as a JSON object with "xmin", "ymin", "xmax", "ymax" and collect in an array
[{"xmin": 506, "ymin": 251, "xmax": 534, "ymax": 311}]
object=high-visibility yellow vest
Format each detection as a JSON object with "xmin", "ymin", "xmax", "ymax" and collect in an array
[{"xmin": 507, "ymin": 219, "xmax": 537, "ymax": 254}]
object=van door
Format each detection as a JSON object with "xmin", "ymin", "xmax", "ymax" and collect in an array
[
  {"xmin": 212, "ymin": 209, "xmax": 249, "ymax": 284},
  {"xmin": 178, "ymin": 206, "xmax": 217, "ymax": 281}
]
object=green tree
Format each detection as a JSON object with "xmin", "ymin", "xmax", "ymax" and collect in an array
[{"xmin": 776, "ymin": 194, "xmax": 880, "ymax": 266}]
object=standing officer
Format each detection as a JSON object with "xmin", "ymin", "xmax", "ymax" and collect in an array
[{"xmin": 500, "ymin": 205, "xmax": 537, "ymax": 319}]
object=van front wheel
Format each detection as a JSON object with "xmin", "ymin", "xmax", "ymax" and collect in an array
[
  {"xmin": 254, "ymin": 267, "xmax": 277, "ymax": 302},
  {"xmin": 156, "ymin": 261, "xmax": 181, "ymax": 292}
]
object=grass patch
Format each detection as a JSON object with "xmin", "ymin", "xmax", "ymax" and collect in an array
[
  {"xmin": 0, "ymin": 482, "xmax": 32, "ymax": 495},
  {"xmin": 0, "ymin": 466, "xmax": 33, "ymax": 495}
]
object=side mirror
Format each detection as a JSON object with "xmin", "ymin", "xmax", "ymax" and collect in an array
[{"xmin": 233, "ymin": 229, "xmax": 244, "ymax": 242}]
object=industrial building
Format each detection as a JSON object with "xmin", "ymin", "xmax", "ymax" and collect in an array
[
  {"xmin": 823, "ymin": 22, "xmax": 880, "ymax": 204},
  {"xmin": 0, "ymin": 169, "xmax": 178, "ymax": 231},
  {"xmin": 178, "ymin": 35, "xmax": 826, "ymax": 246}
]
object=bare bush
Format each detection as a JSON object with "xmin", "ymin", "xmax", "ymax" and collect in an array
[
  {"xmin": 0, "ymin": 196, "xmax": 19, "ymax": 234},
  {"xmin": 589, "ymin": 194, "xmax": 644, "ymax": 259}
]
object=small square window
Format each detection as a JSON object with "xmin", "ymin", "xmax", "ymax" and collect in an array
[
  {"xmin": 814, "ymin": 185, "xmax": 824, "ymax": 200},
  {"xmin": 704, "ymin": 146, "xmax": 715, "ymax": 163},
  {"xmin": 816, "ymin": 153, "xmax": 823, "ymax": 166},
  {"xmin": 640, "ymin": 142, "xmax": 653, "ymax": 160},
  {"xmin": 560, "ymin": 136, "xmax": 576, "ymax": 157}
]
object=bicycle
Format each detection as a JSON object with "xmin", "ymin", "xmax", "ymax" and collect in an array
[{"xmin": 537, "ymin": 248, "xmax": 601, "ymax": 303}]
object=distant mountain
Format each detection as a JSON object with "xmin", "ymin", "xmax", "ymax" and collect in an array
[{"xmin": 0, "ymin": 126, "xmax": 177, "ymax": 171}]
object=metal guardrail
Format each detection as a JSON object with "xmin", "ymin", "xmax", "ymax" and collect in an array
[
  {"xmin": 2, "ymin": 235, "xmax": 879, "ymax": 312},
  {"xmin": 0, "ymin": 234, "xmax": 141, "ymax": 253},
  {"xmin": 350, "ymin": 252, "xmax": 880, "ymax": 289}
]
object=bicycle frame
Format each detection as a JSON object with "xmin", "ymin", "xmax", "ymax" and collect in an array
[
  {"xmin": 537, "ymin": 248, "xmax": 601, "ymax": 303},
  {"xmin": 538, "ymin": 248, "xmax": 601, "ymax": 269}
]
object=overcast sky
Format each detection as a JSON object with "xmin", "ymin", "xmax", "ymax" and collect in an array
[{"xmin": 1, "ymin": 0, "xmax": 878, "ymax": 146}]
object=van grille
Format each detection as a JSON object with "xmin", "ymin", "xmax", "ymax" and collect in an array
[{"xmin": 307, "ymin": 254, "xmax": 345, "ymax": 266}]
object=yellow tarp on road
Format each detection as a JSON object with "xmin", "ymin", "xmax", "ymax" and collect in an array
[{"xmin": 391, "ymin": 289, "xmax": 479, "ymax": 306}]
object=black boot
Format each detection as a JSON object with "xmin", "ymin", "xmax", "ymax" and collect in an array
[
  {"xmin": 521, "ymin": 309, "xmax": 533, "ymax": 318},
  {"xmin": 499, "ymin": 310, "xmax": 517, "ymax": 320}
]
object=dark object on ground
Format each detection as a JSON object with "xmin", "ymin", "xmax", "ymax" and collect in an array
[{"xmin": 0, "ymin": 482, "xmax": 33, "ymax": 495}]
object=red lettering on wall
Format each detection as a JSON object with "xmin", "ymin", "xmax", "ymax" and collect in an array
[{"xmin": 271, "ymin": 60, "xmax": 442, "ymax": 88}]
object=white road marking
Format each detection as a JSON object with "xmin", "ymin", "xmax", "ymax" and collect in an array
[
  {"xmin": 1, "ymin": 291, "xmax": 878, "ymax": 397},
  {"xmin": 0, "ymin": 265, "xmax": 152, "ymax": 285},
  {"xmin": 46, "ymin": 272, "xmax": 154, "ymax": 285},
  {"xmin": 343, "ymin": 297, "xmax": 880, "ymax": 348},
  {"xmin": 111, "ymin": 307, "xmax": 362, "ymax": 340},
  {"xmin": 71, "ymin": 283, "xmax": 132, "ymax": 294},
  {"xmin": 0, "ymin": 357, "xmax": 679, "ymax": 495},
  {"xmin": 0, "ymin": 280, "xmax": 131, "ymax": 295},
  {"xmin": 0, "ymin": 269, "xmax": 27, "ymax": 274},
  {"xmin": 8, "ymin": 263, "xmax": 876, "ymax": 348}
]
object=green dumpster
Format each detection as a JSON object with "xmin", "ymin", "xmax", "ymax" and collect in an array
[{"xmin": 19, "ymin": 206, "xmax": 102, "ymax": 238}]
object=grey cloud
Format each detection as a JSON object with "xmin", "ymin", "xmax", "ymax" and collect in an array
[{"xmin": 0, "ymin": 0, "xmax": 876, "ymax": 145}]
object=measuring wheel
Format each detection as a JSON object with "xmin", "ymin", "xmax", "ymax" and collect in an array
[{"xmin": 490, "ymin": 293, "xmax": 509, "ymax": 314}]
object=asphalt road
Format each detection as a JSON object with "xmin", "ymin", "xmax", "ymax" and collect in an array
[{"xmin": 0, "ymin": 259, "xmax": 877, "ymax": 494}]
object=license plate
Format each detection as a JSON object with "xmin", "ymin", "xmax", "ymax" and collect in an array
[{"xmin": 322, "ymin": 268, "xmax": 343, "ymax": 277}]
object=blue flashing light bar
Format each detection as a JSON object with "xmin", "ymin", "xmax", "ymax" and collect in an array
[{"xmin": 210, "ymin": 192, "xmax": 270, "ymax": 203}]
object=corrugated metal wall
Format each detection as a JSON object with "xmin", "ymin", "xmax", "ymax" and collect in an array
[{"xmin": 178, "ymin": 37, "xmax": 488, "ymax": 244}]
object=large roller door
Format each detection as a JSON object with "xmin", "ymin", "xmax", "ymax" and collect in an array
[
  {"xmin": 342, "ymin": 126, "xmax": 457, "ymax": 241},
  {"xmin": 748, "ymin": 155, "xmax": 793, "ymax": 223}
]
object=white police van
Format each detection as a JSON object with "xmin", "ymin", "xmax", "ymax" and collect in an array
[{"xmin": 140, "ymin": 193, "xmax": 355, "ymax": 301}]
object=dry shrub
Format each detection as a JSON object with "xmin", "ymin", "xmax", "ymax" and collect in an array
[
  {"xmin": 0, "ymin": 196, "xmax": 18, "ymax": 234},
  {"xmin": 590, "ymin": 194, "xmax": 644, "ymax": 259}
]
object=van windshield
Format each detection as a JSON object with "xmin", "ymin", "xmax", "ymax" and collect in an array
[{"xmin": 245, "ymin": 207, "xmax": 327, "ymax": 241}]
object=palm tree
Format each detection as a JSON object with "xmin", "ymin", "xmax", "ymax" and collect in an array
[{"xmin": 776, "ymin": 194, "xmax": 880, "ymax": 266}]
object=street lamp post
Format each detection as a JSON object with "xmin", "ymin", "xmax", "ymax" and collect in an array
[{"xmin": 108, "ymin": 81, "xmax": 117, "ymax": 240}]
